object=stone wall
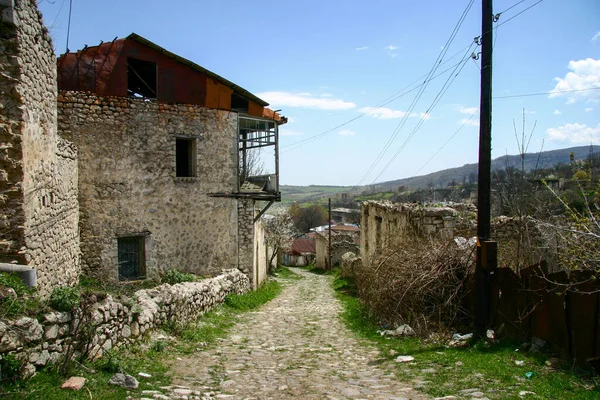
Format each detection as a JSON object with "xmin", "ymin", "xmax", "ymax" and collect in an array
[
  {"xmin": 361, "ymin": 201, "xmax": 458, "ymax": 267},
  {"xmin": 0, "ymin": 0, "xmax": 80, "ymax": 296},
  {"xmin": 253, "ymin": 219, "xmax": 269, "ymax": 287},
  {"xmin": 237, "ymin": 199, "xmax": 256, "ymax": 286},
  {"xmin": 0, "ymin": 269, "xmax": 249, "ymax": 378},
  {"xmin": 57, "ymin": 91, "xmax": 245, "ymax": 281},
  {"xmin": 315, "ymin": 232, "xmax": 360, "ymax": 270}
]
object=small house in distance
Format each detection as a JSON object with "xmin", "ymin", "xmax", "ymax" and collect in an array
[{"xmin": 57, "ymin": 34, "xmax": 285, "ymax": 286}]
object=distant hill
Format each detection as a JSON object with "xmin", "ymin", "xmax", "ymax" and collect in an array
[{"xmin": 281, "ymin": 145, "xmax": 599, "ymax": 203}]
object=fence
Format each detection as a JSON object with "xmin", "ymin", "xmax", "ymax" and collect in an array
[{"xmin": 491, "ymin": 263, "xmax": 599, "ymax": 367}]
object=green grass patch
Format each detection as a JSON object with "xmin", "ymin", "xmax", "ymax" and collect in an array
[
  {"xmin": 225, "ymin": 280, "xmax": 281, "ymax": 311},
  {"xmin": 271, "ymin": 266, "xmax": 302, "ymax": 280},
  {"xmin": 333, "ymin": 275, "xmax": 600, "ymax": 399}
]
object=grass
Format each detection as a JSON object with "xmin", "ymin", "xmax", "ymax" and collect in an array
[
  {"xmin": 271, "ymin": 265, "xmax": 302, "ymax": 280},
  {"xmin": 1, "ymin": 277, "xmax": 288, "ymax": 399},
  {"xmin": 332, "ymin": 273, "xmax": 600, "ymax": 399}
]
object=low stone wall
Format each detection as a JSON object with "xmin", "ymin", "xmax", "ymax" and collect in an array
[{"xmin": 0, "ymin": 269, "xmax": 249, "ymax": 377}]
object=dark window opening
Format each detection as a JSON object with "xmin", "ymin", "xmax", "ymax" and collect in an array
[
  {"xmin": 176, "ymin": 138, "xmax": 196, "ymax": 177},
  {"xmin": 127, "ymin": 58, "xmax": 157, "ymax": 98},
  {"xmin": 231, "ymin": 93, "xmax": 249, "ymax": 113},
  {"xmin": 118, "ymin": 236, "xmax": 145, "ymax": 281}
]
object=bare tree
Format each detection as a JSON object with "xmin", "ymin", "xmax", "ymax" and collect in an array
[{"xmin": 263, "ymin": 214, "xmax": 296, "ymax": 272}]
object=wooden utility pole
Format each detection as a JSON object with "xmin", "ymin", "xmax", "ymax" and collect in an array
[
  {"xmin": 328, "ymin": 198, "xmax": 332, "ymax": 271},
  {"xmin": 475, "ymin": 0, "xmax": 498, "ymax": 338}
]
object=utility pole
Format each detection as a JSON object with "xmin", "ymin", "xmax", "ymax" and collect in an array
[
  {"xmin": 328, "ymin": 198, "xmax": 332, "ymax": 271},
  {"xmin": 475, "ymin": 0, "xmax": 498, "ymax": 338}
]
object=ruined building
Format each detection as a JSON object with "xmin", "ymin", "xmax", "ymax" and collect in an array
[{"xmin": 1, "ymin": 0, "xmax": 283, "ymax": 293}]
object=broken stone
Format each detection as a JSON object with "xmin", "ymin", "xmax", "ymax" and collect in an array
[
  {"xmin": 395, "ymin": 355, "xmax": 415, "ymax": 363},
  {"xmin": 0, "ymin": 285, "xmax": 17, "ymax": 301},
  {"xmin": 108, "ymin": 372, "xmax": 139, "ymax": 389},
  {"xmin": 138, "ymin": 372, "xmax": 152, "ymax": 378},
  {"xmin": 61, "ymin": 376, "xmax": 86, "ymax": 390},
  {"xmin": 519, "ymin": 391, "xmax": 536, "ymax": 397}
]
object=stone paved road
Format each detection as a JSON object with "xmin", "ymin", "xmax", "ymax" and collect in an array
[{"xmin": 164, "ymin": 269, "xmax": 427, "ymax": 400}]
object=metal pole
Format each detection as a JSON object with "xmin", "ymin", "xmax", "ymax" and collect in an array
[
  {"xmin": 328, "ymin": 198, "xmax": 332, "ymax": 271},
  {"xmin": 475, "ymin": 0, "xmax": 496, "ymax": 338}
]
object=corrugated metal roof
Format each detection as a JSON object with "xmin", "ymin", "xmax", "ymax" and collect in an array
[{"xmin": 127, "ymin": 33, "xmax": 269, "ymax": 107}]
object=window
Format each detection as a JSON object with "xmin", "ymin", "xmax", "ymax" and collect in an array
[
  {"xmin": 176, "ymin": 138, "xmax": 196, "ymax": 177},
  {"xmin": 231, "ymin": 93, "xmax": 249, "ymax": 113},
  {"xmin": 127, "ymin": 58, "xmax": 157, "ymax": 98},
  {"xmin": 118, "ymin": 236, "xmax": 145, "ymax": 281}
]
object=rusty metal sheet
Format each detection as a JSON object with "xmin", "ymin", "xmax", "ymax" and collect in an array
[
  {"xmin": 545, "ymin": 271, "xmax": 570, "ymax": 357},
  {"xmin": 567, "ymin": 270, "xmax": 598, "ymax": 366},
  {"xmin": 495, "ymin": 267, "xmax": 529, "ymax": 339}
]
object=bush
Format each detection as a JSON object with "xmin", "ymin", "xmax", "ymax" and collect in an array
[
  {"xmin": 50, "ymin": 286, "xmax": 81, "ymax": 312},
  {"xmin": 96, "ymin": 350, "xmax": 123, "ymax": 373},
  {"xmin": 356, "ymin": 236, "xmax": 474, "ymax": 335},
  {"xmin": 161, "ymin": 269, "xmax": 197, "ymax": 285},
  {"xmin": 0, "ymin": 354, "xmax": 21, "ymax": 382},
  {"xmin": 0, "ymin": 272, "xmax": 30, "ymax": 297}
]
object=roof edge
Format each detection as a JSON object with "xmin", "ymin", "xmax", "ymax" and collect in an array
[{"xmin": 126, "ymin": 33, "xmax": 269, "ymax": 107}]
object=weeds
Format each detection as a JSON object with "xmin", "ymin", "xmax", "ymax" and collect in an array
[
  {"xmin": 160, "ymin": 270, "xmax": 197, "ymax": 285},
  {"xmin": 332, "ymin": 272, "xmax": 600, "ymax": 399}
]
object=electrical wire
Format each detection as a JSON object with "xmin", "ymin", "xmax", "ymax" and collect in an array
[
  {"xmin": 281, "ymin": 44, "xmax": 473, "ymax": 152},
  {"xmin": 370, "ymin": 46, "xmax": 474, "ymax": 184},
  {"xmin": 494, "ymin": 87, "xmax": 600, "ymax": 99},
  {"xmin": 495, "ymin": 0, "xmax": 544, "ymax": 29},
  {"xmin": 357, "ymin": 0, "xmax": 476, "ymax": 185},
  {"xmin": 413, "ymin": 110, "xmax": 479, "ymax": 177}
]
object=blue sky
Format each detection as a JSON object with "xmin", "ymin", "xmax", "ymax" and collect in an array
[{"xmin": 39, "ymin": 0, "xmax": 600, "ymax": 186}]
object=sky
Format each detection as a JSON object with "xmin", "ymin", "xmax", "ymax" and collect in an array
[{"xmin": 38, "ymin": 0, "xmax": 600, "ymax": 186}]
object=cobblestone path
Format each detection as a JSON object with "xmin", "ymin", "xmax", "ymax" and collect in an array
[{"xmin": 164, "ymin": 269, "xmax": 426, "ymax": 400}]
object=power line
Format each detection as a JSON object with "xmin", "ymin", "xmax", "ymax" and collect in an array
[
  {"xmin": 496, "ymin": 0, "xmax": 527, "ymax": 16},
  {"xmin": 494, "ymin": 87, "xmax": 600, "ymax": 99},
  {"xmin": 370, "ymin": 47, "xmax": 474, "ymax": 184},
  {"xmin": 281, "ymin": 45, "xmax": 473, "ymax": 153},
  {"xmin": 357, "ymin": 0, "xmax": 476, "ymax": 185},
  {"xmin": 495, "ymin": 0, "xmax": 544, "ymax": 29},
  {"xmin": 413, "ymin": 110, "xmax": 479, "ymax": 177}
]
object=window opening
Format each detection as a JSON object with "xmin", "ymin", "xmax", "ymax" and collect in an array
[
  {"xmin": 127, "ymin": 58, "xmax": 157, "ymax": 98},
  {"xmin": 231, "ymin": 94, "xmax": 249, "ymax": 113},
  {"xmin": 118, "ymin": 236, "xmax": 145, "ymax": 281},
  {"xmin": 176, "ymin": 138, "xmax": 196, "ymax": 177}
]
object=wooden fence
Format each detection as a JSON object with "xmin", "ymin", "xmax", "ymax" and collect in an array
[{"xmin": 490, "ymin": 263, "xmax": 599, "ymax": 366}]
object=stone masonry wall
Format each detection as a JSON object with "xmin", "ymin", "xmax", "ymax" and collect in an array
[
  {"xmin": 361, "ymin": 201, "xmax": 457, "ymax": 267},
  {"xmin": 315, "ymin": 232, "xmax": 359, "ymax": 270},
  {"xmin": 238, "ymin": 199, "xmax": 256, "ymax": 287},
  {"xmin": 57, "ymin": 91, "xmax": 242, "ymax": 281},
  {"xmin": 0, "ymin": 0, "xmax": 80, "ymax": 296},
  {"xmin": 0, "ymin": 269, "xmax": 249, "ymax": 378}
]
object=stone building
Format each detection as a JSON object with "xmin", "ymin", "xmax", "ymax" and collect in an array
[
  {"xmin": 0, "ymin": 0, "xmax": 80, "ymax": 296},
  {"xmin": 314, "ymin": 225, "xmax": 360, "ymax": 270},
  {"xmin": 361, "ymin": 201, "xmax": 457, "ymax": 268},
  {"xmin": 56, "ymin": 33, "xmax": 284, "ymax": 287}
]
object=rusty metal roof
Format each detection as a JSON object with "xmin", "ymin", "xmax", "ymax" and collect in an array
[{"xmin": 126, "ymin": 33, "xmax": 269, "ymax": 107}]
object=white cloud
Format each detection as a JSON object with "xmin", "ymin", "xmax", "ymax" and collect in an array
[
  {"xmin": 553, "ymin": 109, "xmax": 562, "ymax": 115},
  {"xmin": 592, "ymin": 32, "xmax": 600, "ymax": 43},
  {"xmin": 257, "ymin": 91, "xmax": 356, "ymax": 110},
  {"xmin": 279, "ymin": 128, "xmax": 304, "ymax": 136},
  {"xmin": 359, "ymin": 106, "xmax": 408, "ymax": 119},
  {"xmin": 320, "ymin": 93, "xmax": 334, "ymax": 97},
  {"xmin": 356, "ymin": 46, "xmax": 369, "ymax": 51},
  {"xmin": 585, "ymin": 107, "xmax": 593, "ymax": 112},
  {"xmin": 359, "ymin": 106, "xmax": 429, "ymax": 120},
  {"xmin": 549, "ymin": 58, "xmax": 600, "ymax": 104},
  {"xmin": 547, "ymin": 122, "xmax": 600, "ymax": 143},
  {"xmin": 384, "ymin": 45, "xmax": 399, "ymax": 51},
  {"xmin": 456, "ymin": 105, "xmax": 479, "ymax": 114},
  {"xmin": 461, "ymin": 118, "xmax": 479, "ymax": 127},
  {"xmin": 338, "ymin": 129, "xmax": 356, "ymax": 136}
]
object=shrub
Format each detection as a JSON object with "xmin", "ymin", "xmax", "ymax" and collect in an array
[
  {"xmin": 50, "ymin": 286, "xmax": 81, "ymax": 312},
  {"xmin": 97, "ymin": 350, "xmax": 123, "ymax": 373},
  {"xmin": 161, "ymin": 269, "xmax": 197, "ymax": 285},
  {"xmin": 0, "ymin": 354, "xmax": 21, "ymax": 382},
  {"xmin": 356, "ymin": 236, "xmax": 474, "ymax": 335},
  {"xmin": 0, "ymin": 272, "xmax": 30, "ymax": 297}
]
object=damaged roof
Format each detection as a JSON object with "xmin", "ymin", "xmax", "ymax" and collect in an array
[{"xmin": 126, "ymin": 33, "xmax": 269, "ymax": 107}]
